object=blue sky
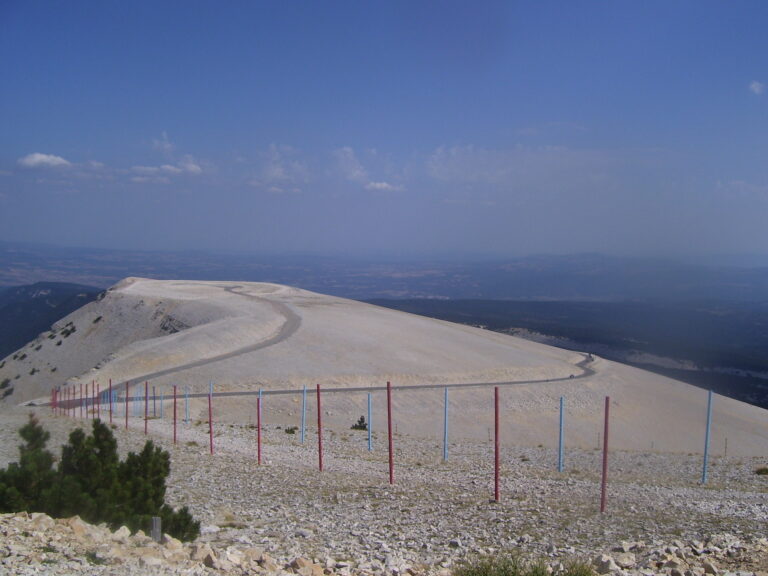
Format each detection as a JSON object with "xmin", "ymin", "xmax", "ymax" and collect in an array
[{"xmin": 1, "ymin": 1, "xmax": 767, "ymax": 258}]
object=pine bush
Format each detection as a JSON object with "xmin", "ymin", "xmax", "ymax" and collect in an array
[{"xmin": 0, "ymin": 415, "xmax": 199, "ymax": 541}]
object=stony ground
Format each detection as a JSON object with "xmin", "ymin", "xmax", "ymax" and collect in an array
[{"xmin": 1, "ymin": 405, "xmax": 767, "ymax": 575}]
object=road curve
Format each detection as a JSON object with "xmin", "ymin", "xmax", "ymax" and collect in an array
[
  {"xmin": 133, "ymin": 352, "xmax": 597, "ymax": 402},
  {"xmin": 105, "ymin": 285, "xmax": 302, "ymax": 385}
]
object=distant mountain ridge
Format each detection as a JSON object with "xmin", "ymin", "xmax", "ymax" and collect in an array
[{"xmin": 0, "ymin": 282, "xmax": 101, "ymax": 358}]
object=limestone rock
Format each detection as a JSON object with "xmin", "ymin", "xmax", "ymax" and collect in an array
[{"xmin": 593, "ymin": 554, "xmax": 620, "ymax": 574}]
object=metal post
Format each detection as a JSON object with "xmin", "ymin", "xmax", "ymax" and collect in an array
[
  {"xmin": 387, "ymin": 381, "xmax": 394, "ymax": 484},
  {"xmin": 317, "ymin": 384, "xmax": 323, "ymax": 471},
  {"xmin": 151, "ymin": 516, "xmax": 162, "ymax": 543},
  {"xmin": 208, "ymin": 382, "xmax": 214, "ymax": 455},
  {"xmin": 258, "ymin": 388, "xmax": 263, "ymax": 427},
  {"xmin": 160, "ymin": 392, "xmax": 164, "ymax": 419},
  {"xmin": 108, "ymin": 379, "xmax": 113, "ymax": 425},
  {"xmin": 702, "ymin": 390, "xmax": 713, "ymax": 484},
  {"xmin": 185, "ymin": 387, "xmax": 189, "ymax": 424},
  {"xmin": 301, "ymin": 384, "xmax": 307, "ymax": 444},
  {"xmin": 257, "ymin": 396, "xmax": 262, "ymax": 465},
  {"xmin": 600, "ymin": 396, "xmax": 610, "ymax": 513},
  {"xmin": 153, "ymin": 385, "xmax": 157, "ymax": 417},
  {"xmin": 367, "ymin": 392, "xmax": 373, "ymax": 451},
  {"xmin": 86, "ymin": 383, "xmax": 89, "ymax": 418},
  {"xmin": 96, "ymin": 383, "xmax": 100, "ymax": 419},
  {"xmin": 443, "ymin": 387, "xmax": 449, "ymax": 461},
  {"xmin": 125, "ymin": 382, "xmax": 129, "ymax": 429},
  {"xmin": 558, "ymin": 396, "xmax": 565, "ymax": 472},
  {"xmin": 173, "ymin": 385, "xmax": 177, "ymax": 445},
  {"xmin": 144, "ymin": 381, "xmax": 149, "ymax": 435},
  {"xmin": 494, "ymin": 386, "xmax": 500, "ymax": 502},
  {"xmin": 80, "ymin": 383, "xmax": 83, "ymax": 418}
]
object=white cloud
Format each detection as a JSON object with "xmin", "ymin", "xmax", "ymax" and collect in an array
[
  {"xmin": 365, "ymin": 181, "xmax": 403, "ymax": 191},
  {"xmin": 716, "ymin": 179, "xmax": 768, "ymax": 199},
  {"xmin": 178, "ymin": 155, "xmax": 202, "ymax": 174},
  {"xmin": 153, "ymin": 131, "xmax": 175, "ymax": 153},
  {"xmin": 248, "ymin": 144, "xmax": 308, "ymax": 193},
  {"xmin": 18, "ymin": 153, "xmax": 71, "ymax": 168},
  {"xmin": 750, "ymin": 81, "xmax": 764, "ymax": 95},
  {"xmin": 131, "ymin": 175, "xmax": 171, "ymax": 184},
  {"xmin": 427, "ymin": 144, "xmax": 616, "ymax": 188},
  {"xmin": 130, "ymin": 156, "xmax": 202, "ymax": 179},
  {"xmin": 332, "ymin": 147, "xmax": 405, "ymax": 192},
  {"xmin": 334, "ymin": 146, "xmax": 368, "ymax": 183}
]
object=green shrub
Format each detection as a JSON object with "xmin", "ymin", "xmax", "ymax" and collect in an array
[
  {"xmin": 351, "ymin": 416, "xmax": 368, "ymax": 431},
  {"xmin": 285, "ymin": 426, "xmax": 298, "ymax": 435},
  {"xmin": 756, "ymin": 467, "xmax": 768, "ymax": 476},
  {"xmin": 0, "ymin": 415, "xmax": 199, "ymax": 541},
  {"xmin": 454, "ymin": 554, "xmax": 594, "ymax": 576}
]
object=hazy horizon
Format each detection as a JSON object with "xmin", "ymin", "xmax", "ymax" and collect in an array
[{"xmin": 2, "ymin": 2, "xmax": 768, "ymax": 259}]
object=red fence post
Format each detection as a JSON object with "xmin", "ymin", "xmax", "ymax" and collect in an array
[
  {"xmin": 257, "ymin": 396, "xmax": 262, "ymax": 465},
  {"xmin": 494, "ymin": 386, "xmax": 500, "ymax": 502},
  {"xmin": 317, "ymin": 384, "xmax": 323, "ymax": 471},
  {"xmin": 144, "ymin": 381, "xmax": 149, "ymax": 435},
  {"xmin": 108, "ymin": 379, "xmax": 113, "ymax": 425},
  {"xmin": 79, "ymin": 383, "xmax": 83, "ymax": 418},
  {"xmin": 387, "ymin": 381, "xmax": 394, "ymax": 484},
  {"xmin": 173, "ymin": 385, "xmax": 177, "ymax": 445},
  {"xmin": 600, "ymin": 396, "xmax": 610, "ymax": 513}
]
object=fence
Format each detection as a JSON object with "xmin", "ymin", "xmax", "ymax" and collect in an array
[{"xmin": 47, "ymin": 377, "xmax": 737, "ymax": 513}]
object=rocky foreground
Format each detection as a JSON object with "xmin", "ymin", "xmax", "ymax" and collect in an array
[{"xmin": 1, "ymin": 406, "xmax": 766, "ymax": 575}]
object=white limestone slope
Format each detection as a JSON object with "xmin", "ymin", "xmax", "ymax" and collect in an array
[{"xmin": 1, "ymin": 278, "xmax": 766, "ymax": 455}]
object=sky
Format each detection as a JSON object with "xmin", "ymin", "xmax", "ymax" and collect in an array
[{"xmin": 1, "ymin": 1, "xmax": 768, "ymax": 259}]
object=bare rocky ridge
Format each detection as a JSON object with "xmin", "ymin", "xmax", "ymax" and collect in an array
[{"xmin": 1, "ymin": 278, "xmax": 767, "ymax": 455}]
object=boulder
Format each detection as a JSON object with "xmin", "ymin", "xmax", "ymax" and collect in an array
[
  {"xmin": 593, "ymin": 554, "xmax": 620, "ymax": 574},
  {"xmin": 615, "ymin": 552, "xmax": 636, "ymax": 569},
  {"xmin": 111, "ymin": 526, "xmax": 131, "ymax": 543}
]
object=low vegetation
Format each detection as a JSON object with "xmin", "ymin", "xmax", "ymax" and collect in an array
[
  {"xmin": 351, "ymin": 415, "xmax": 368, "ymax": 431},
  {"xmin": 454, "ymin": 554, "xmax": 593, "ymax": 576},
  {"xmin": 755, "ymin": 466, "xmax": 768, "ymax": 476},
  {"xmin": 0, "ymin": 415, "xmax": 199, "ymax": 541}
]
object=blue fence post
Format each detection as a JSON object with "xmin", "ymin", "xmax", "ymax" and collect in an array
[
  {"xmin": 301, "ymin": 385, "xmax": 307, "ymax": 444},
  {"xmin": 702, "ymin": 390, "xmax": 713, "ymax": 484},
  {"xmin": 185, "ymin": 387, "xmax": 189, "ymax": 424},
  {"xmin": 160, "ymin": 392, "xmax": 165, "ymax": 419},
  {"xmin": 367, "ymin": 392, "xmax": 373, "ymax": 451},
  {"xmin": 443, "ymin": 387, "xmax": 449, "ymax": 461},
  {"xmin": 558, "ymin": 396, "xmax": 565, "ymax": 472}
]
